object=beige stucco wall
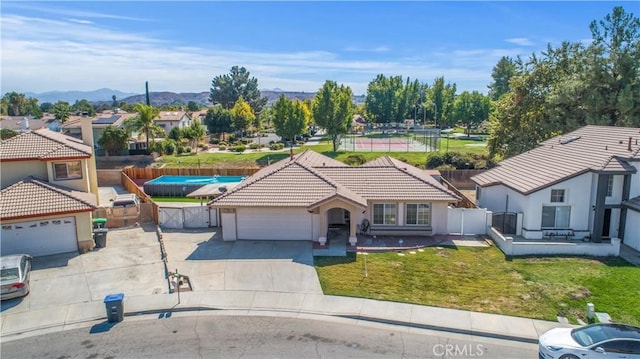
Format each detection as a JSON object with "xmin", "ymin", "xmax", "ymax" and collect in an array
[
  {"xmin": 46, "ymin": 158, "xmax": 91, "ymax": 192},
  {"xmin": 1, "ymin": 160, "xmax": 47, "ymax": 187},
  {"xmin": 316, "ymin": 198, "xmax": 365, "ymax": 239},
  {"xmin": 365, "ymin": 200, "xmax": 451, "ymax": 235},
  {"xmin": 1, "ymin": 211, "xmax": 95, "ymax": 253}
]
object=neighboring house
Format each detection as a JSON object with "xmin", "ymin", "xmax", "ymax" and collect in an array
[
  {"xmin": 0, "ymin": 121, "xmax": 100, "ymax": 257},
  {"xmin": 0, "ymin": 114, "xmax": 60, "ymax": 133},
  {"xmin": 209, "ymin": 150, "xmax": 460, "ymax": 245},
  {"xmin": 155, "ymin": 111, "xmax": 192, "ymax": 135},
  {"xmin": 472, "ymin": 125, "xmax": 640, "ymax": 252},
  {"xmin": 61, "ymin": 110, "xmax": 137, "ymax": 151}
]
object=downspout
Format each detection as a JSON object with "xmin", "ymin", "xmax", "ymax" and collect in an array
[{"xmin": 80, "ymin": 117, "xmax": 99, "ymax": 200}]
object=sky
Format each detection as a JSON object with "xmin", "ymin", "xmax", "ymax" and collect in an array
[{"xmin": 1, "ymin": 1, "xmax": 638, "ymax": 96}]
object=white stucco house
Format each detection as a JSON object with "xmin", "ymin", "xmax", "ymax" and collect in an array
[
  {"xmin": 209, "ymin": 150, "xmax": 460, "ymax": 245},
  {"xmin": 472, "ymin": 125, "xmax": 640, "ymax": 254},
  {"xmin": 0, "ymin": 119, "xmax": 100, "ymax": 256},
  {"xmin": 154, "ymin": 111, "xmax": 192, "ymax": 135}
]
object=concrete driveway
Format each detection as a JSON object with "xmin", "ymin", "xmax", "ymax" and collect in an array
[
  {"xmin": 0, "ymin": 225, "xmax": 167, "ymax": 316},
  {"xmin": 162, "ymin": 229, "xmax": 323, "ymax": 294}
]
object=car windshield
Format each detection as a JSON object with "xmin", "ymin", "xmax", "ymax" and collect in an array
[
  {"xmin": 0, "ymin": 268, "xmax": 19, "ymax": 281},
  {"xmin": 571, "ymin": 325, "xmax": 639, "ymax": 347}
]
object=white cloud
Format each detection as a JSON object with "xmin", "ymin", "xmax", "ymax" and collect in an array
[
  {"xmin": 67, "ymin": 19, "xmax": 94, "ymax": 25},
  {"xmin": 1, "ymin": 13, "xmax": 515, "ymax": 95},
  {"xmin": 505, "ymin": 37, "xmax": 535, "ymax": 46},
  {"xmin": 344, "ymin": 45, "xmax": 391, "ymax": 53}
]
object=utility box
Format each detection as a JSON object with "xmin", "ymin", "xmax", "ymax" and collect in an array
[{"xmin": 104, "ymin": 293, "xmax": 125, "ymax": 323}]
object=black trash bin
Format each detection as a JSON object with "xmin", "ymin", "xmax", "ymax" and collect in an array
[
  {"xmin": 104, "ymin": 293, "xmax": 125, "ymax": 322},
  {"xmin": 94, "ymin": 228, "xmax": 109, "ymax": 248}
]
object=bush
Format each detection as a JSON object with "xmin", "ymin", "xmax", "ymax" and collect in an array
[
  {"xmin": 241, "ymin": 139, "xmax": 252, "ymax": 145},
  {"xmin": 249, "ymin": 143, "xmax": 260, "ymax": 150},
  {"xmin": 269, "ymin": 140, "xmax": 275, "ymax": 145},
  {"xmin": 218, "ymin": 145, "xmax": 227, "ymax": 151},
  {"xmin": 233, "ymin": 144, "xmax": 246, "ymax": 153},
  {"xmin": 228, "ymin": 134, "xmax": 237, "ymax": 142},
  {"xmin": 184, "ymin": 147, "xmax": 192, "ymax": 153},
  {"xmin": 269, "ymin": 143, "xmax": 284, "ymax": 151},
  {"xmin": 209, "ymin": 137, "xmax": 220, "ymax": 144},
  {"xmin": 219, "ymin": 141, "xmax": 228, "ymax": 146},
  {"xmin": 425, "ymin": 151, "xmax": 494, "ymax": 170},
  {"xmin": 344, "ymin": 154, "xmax": 367, "ymax": 166},
  {"xmin": 150, "ymin": 142, "xmax": 165, "ymax": 155},
  {"xmin": 164, "ymin": 140, "xmax": 176, "ymax": 155},
  {"xmin": 176, "ymin": 146, "xmax": 184, "ymax": 155}
]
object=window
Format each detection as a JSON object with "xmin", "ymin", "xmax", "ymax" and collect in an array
[
  {"xmin": 550, "ymin": 189, "xmax": 565, "ymax": 203},
  {"xmin": 606, "ymin": 176, "xmax": 614, "ymax": 197},
  {"xmin": 406, "ymin": 204, "xmax": 431, "ymax": 225},
  {"xmin": 373, "ymin": 204, "xmax": 396, "ymax": 225},
  {"xmin": 53, "ymin": 161, "xmax": 82, "ymax": 180},
  {"xmin": 542, "ymin": 206, "xmax": 571, "ymax": 228}
]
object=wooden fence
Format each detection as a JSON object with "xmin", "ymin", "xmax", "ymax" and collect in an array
[
  {"xmin": 122, "ymin": 166, "xmax": 260, "ymax": 180},
  {"xmin": 441, "ymin": 177, "xmax": 477, "ymax": 209},
  {"xmin": 121, "ymin": 171, "xmax": 160, "ymax": 224},
  {"xmin": 438, "ymin": 169, "xmax": 485, "ymax": 190}
]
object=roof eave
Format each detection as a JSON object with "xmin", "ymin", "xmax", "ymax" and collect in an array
[{"xmin": 1, "ymin": 207, "xmax": 96, "ymax": 221}]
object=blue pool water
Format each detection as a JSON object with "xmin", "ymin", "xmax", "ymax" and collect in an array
[{"xmin": 145, "ymin": 175, "xmax": 246, "ymax": 185}]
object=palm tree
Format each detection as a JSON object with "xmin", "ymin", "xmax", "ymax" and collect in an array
[{"xmin": 126, "ymin": 103, "xmax": 161, "ymax": 151}]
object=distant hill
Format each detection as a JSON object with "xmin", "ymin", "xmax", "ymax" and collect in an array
[
  {"xmin": 112, "ymin": 90, "xmax": 366, "ymax": 107},
  {"xmin": 23, "ymin": 88, "xmax": 365, "ymax": 107},
  {"xmin": 26, "ymin": 88, "xmax": 138, "ymax": 104}
]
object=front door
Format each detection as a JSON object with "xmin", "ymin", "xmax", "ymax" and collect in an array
[{"xmin": 601, "ymin": 208, "xmax": 611, "ymax": 238}]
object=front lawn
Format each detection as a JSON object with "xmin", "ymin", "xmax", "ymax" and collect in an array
[{"xmin": 314, "ymin": 246, "xmax": 640, "ymax": 325}]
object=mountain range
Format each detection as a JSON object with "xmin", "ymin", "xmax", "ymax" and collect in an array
[{"xmin": 25, "ymin": 89, "xmax": 366, "ymax": 106}]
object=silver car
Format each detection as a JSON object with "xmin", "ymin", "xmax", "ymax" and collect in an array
[{"xmin": 1, "ymin": 254, "xmax": 32, "ymax": 300}]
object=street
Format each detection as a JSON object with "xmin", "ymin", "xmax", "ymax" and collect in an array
[{"xmin": 1, "ymin": 314, "xmax": 537, "ymax": 358}]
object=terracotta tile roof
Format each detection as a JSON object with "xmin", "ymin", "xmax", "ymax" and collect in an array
[
  {"xmin": 472, "ymin": 126, "xmax": 640, "ymax": 194},
  {"xmin": 210, "ymin": 150, "xmax": 459, "ymax": 208},
  {"xmin": 0, "ymin": 128, "xmax": 92, "ymax": 161},
  {"xmin": 0, "ymin": 177, "xmax": 97, "ymax": 220}
]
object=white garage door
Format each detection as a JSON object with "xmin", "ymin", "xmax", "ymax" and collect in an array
[
  {"xmin": 1, "ymin": 217, "xmax": 78, "ymax": 257},
  {"xmin": 236, "ymin": 208, "xmax": 311, "ymax": 240}
]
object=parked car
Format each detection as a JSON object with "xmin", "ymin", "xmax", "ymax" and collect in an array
[
  {"xmin": 112, "ymin": 194, "xmax": 139, "ymax": 208},
  {"xmin": 1, "ymin": 254, "xmax": 32, "ymax": 300},
  {"xmin": 539, "ymin": 323, "xmax": 640, "ymax": 359}
]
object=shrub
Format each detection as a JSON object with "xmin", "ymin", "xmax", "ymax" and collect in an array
[
  {"xmin": 218, "ymin": 145, "xmax": 227, "ymax": 151},
  {"xmin": 176, "ymin": 146, "xmax": 184, "ymax": 155},
  {"xmin": 234, "ymin": 144, "xmax": 246, "ymax": 153},
  {"xmin": 269, "ymin": 143, "xmax": 284, "ymax": 151},
  {"xmin": 184, "ymin": 147, "xmax": 192, "ymax": 153},
  {"xmin": 241, "ymin": 139, "xmax": 252, "ymax": 145},
  {"xmin": 209, "ymin": 137, "xmax": 220, "ymax": 144},
  {"xmin": 164, "ymin": 140, "xmax": 176, "ymax": 155},
  {"xmin": 268, "ymin": 140, "xmax": 275, "ymax": 145},
  {"xmin": 228, "ymin": 134, "xmax": 237, "ymax": 142},
  {"xmin": 344, "ymin": 154, "xmax": 367, "ymax": 166},
  {"xmin": 150, "ymin": 142, "xmax": 165, "ymax": 155},
  {"xmin": 249, "ymin": 143, "xmax": 260, "ymax": 150},
  {"xmin": 219, "ymin": 141, "xmax": 228, "ymax": 146}
]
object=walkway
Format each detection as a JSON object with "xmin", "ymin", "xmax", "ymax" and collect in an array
[{"xmin": 620, "ymin": 244, "xmax": 640, "ymax": 266}]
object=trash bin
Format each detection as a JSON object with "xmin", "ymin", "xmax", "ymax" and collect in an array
[
  {"xmin": 94, "ymin": 228, "xmax": 109, "ymax": 248},
  {"xmin": 104, "ymin": 293, "xmax": 125, "ymax": 323}
]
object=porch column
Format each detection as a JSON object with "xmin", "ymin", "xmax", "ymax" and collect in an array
[
  {"xmin": 592, "ymin": 174, "xmax": 609, "ymax": 243},
  {"xmin": 318, "ymin": 209, "xmax": 327, "ymax": 245},
  {"xmin": 349, "ymin": 217, "xmax": 357, "ymax": 246}
]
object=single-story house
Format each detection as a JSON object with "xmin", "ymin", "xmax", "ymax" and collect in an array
[
  {"xmin": 1, "ymin": 120, "xmax": 100, "ymax": 256},
  {"xmin": 472, "ymin": 125, "xmax": 640, "ymax": 253},
  {"xmin": 209, "ymin": 150, "xmax": 460, "ymax": 245}
]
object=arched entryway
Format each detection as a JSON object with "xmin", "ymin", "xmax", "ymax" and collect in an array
[{"xmin": 324, "ymin": 207, "xmax": 356, "ymax": 246}]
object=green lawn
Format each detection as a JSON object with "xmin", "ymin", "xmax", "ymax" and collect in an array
[
  {"xmin": 314, "ymin": 246, "xmax": 640, "ymax": 325},
  {"xmin": 155, "ymin": 137, "xmax": 488, "ymax": 169}
]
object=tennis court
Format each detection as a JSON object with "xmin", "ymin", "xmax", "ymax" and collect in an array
[{"xmin": 339, "ymin": 129, "xmax": 441, "ymax": 152}]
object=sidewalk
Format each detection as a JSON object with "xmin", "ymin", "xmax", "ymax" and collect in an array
[{"xmin": 0, "ymin": 290, "xmax": 570, "ymax": 343}]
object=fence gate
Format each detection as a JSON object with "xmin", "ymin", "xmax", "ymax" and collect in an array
[
  {"xmin": 159, "ymin": 208, "xmax": 184, "ymax": 229},
  {"xmin": 492, "ymin": 212, "xmax": 517, "ymax": 235},
  {"xmin": 184, "ymin": 206, "xmax": 210, "ymax": 228}
]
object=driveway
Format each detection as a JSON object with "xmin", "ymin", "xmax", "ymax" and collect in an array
[
  {"xmin": 162, "ymin": 229, "xmax": 323, "ymax": 294},
  {"xmin": 0, "ymin": 225, "xmax": 167, "ymax": 316}
]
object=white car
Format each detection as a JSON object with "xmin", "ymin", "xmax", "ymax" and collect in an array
[{"xmin": 539, "ymin": 323, "xmax": 640, "ymax": 359}]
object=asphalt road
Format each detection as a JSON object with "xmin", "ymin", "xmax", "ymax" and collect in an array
[{"xmin": 1, "ymin": 314, "xmax": 537, "ymax": 358}]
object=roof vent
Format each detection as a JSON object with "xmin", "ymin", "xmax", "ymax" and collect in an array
[{"xmin": 560, "ymin": 136, "xmax": 581, "ymax": 145}]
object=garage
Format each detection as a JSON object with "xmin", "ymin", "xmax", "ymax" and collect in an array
[
  {"xmin": 236, "ymin": 208, "xmax": 312, "ymax": 240},
  {"xmin": 1, "ymin": 217, "xmax": 78, "ymax": 257}
]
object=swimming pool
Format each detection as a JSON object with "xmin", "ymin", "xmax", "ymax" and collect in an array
[{"xmin": 143, "ymin": 175, "xmax": 246, "ymax": 197}]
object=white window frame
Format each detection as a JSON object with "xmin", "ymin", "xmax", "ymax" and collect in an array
[
  {"xmin": 541, "ymin": 205, "xmax": 571, "ymax": 228},
  {"xmin": 53, "ymin": 161, "xmax": 82, "ymax": 180},
  {"xmin": 550, "ymin": 189, "xmax": 565, "ymax": 203},
  {"xmin": 373, "ymin": 203, "xmax": 396, "ymax": 225},
  {"xmin": 606, "ymin": 176, "xmax": 614, "ymax": 197},
  {"xmin": 405, "ymin": 203, "xmax": 431, "ymax": 226}
]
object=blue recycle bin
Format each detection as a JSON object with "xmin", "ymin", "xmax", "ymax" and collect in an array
[{"xmin": 104, "ymin": 293, "xmax": 125, "ymax": 323}]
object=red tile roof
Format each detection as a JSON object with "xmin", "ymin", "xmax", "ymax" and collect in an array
[
  {"xmin": 472, "ymin": 126, "xmax": 640, "ymax": 194},
  {"xmin": 1, "ymin": 177, "xmax": 97, "ymax": 220},
  {"xmin": 0, "ymin": 128, "xmax": 92, "ymax": 161}
]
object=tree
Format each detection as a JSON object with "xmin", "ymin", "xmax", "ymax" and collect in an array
[
  {"xmin": 125, "ymin": 103, "xmax": 161, "ymax": 151},
  {"xmin": 488, "ymin": 57, "xmax": 516, "ymax": 100},
  {"xmin": 168, "ymin": 126, "xmax": 182, "ymax": 142},
  {"xmin": 1, "ymin": 128, "xmax": 18, "ymax": 140},
  {"xmin": 364, "ymin": 74, "xmax": 403, "ymax": 124},
  {"xmin": 52, "ymin": 101, "xmax": 71, "ymax": 122},
  {"xmin": 230, "ymin": 97, "xmax": 255, "ymax": 137},
  {"xmin": 23, "ymin": 97, "xmax": 42, "ymax": 118},
  {"xmin": 112, "ymin": 95, "xmax": 118, "ymax": 108},
  {"xmin": 4, "ymin": 92, "xmax": 25, "ymax": 116},
  {"xmin": 209, "ymin": 66, "xmax": 267, "ymax": 113},
  {"xmin": 312, "ymin": 80, "xmax": 354, "ymax": 151},
  {"xmin": 184, "ymin": 119, "xmax": 206, "ymax": 150},
  {"xmin": 97, "ymin": 126, "xmax": 129, "ymax": 156},
  {"xmin": 273, "ymin": 95, "xmax": 307, "ymax": 157},
  {"xmin": 203, "ymin": 105, "xmax": 233, "ymax": 139},
  {"xmin": 453, "ymin": 91, "xmax": 491, "ymax": 136},
  {"xmin": 40, "ymin": 102, "xmax": 54, "ymax": 113},
  {"xmin": 187, "ymin": 101, "xmax": 200, "ymax": 112},
  {"xmin": 72, "ymin": 99, "xmax": 95, "ymax": 116},
  {"xmin": 427, "ymin": 77, "xmax": 457, "ymax": 128}
]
